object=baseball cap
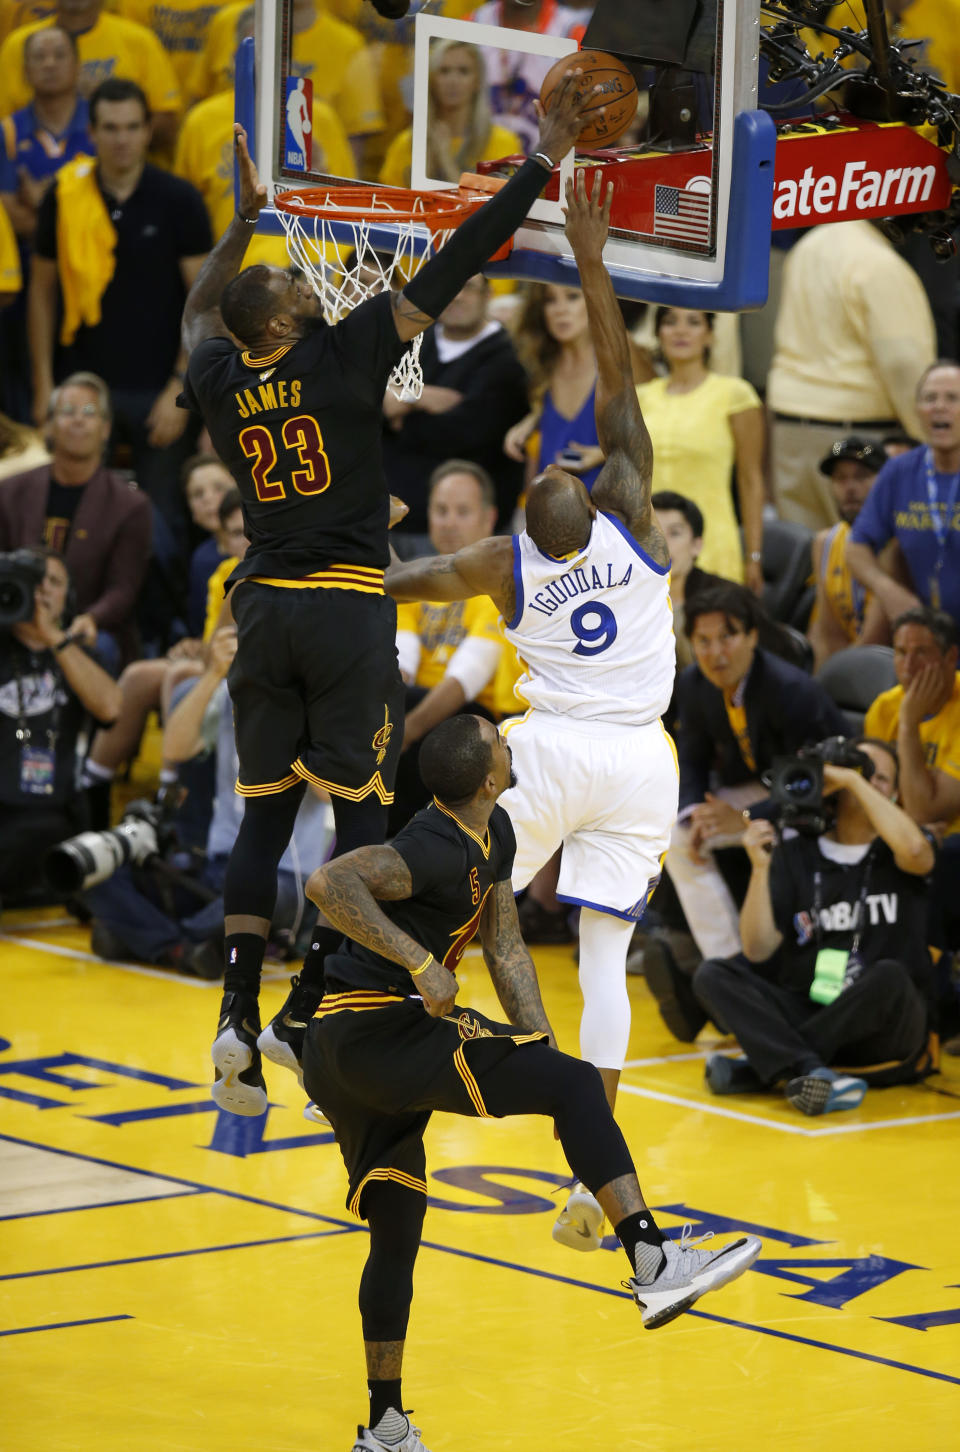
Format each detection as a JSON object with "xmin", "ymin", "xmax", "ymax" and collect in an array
[{"xmin": 819, "ymin": 436, "xmax": 887, "ymax": 476}]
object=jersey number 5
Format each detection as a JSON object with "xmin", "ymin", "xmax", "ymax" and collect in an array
[
  {"xmin": 239, "ymin": 415, "xmax": 331, "ymax": 502},
  {"xmin": 570, "ymin": 601, "xmax": 618, "ymax": 656}
]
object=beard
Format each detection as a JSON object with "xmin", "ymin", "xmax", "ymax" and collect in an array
[{"xmin": 508, "ymin": 766, "xmax": 518, "ymax": 789}]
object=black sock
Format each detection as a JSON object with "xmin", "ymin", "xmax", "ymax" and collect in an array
[
  {"xmin": 299, "ymin": 922, "xmax": 342, "ymax": 998},
  {"xmin": 368, "ymin": 1378, "xmax": 403, "ymax": 1428},
  {"xmin": 223, "ymin": 933, "xmax": 267, "ymax": 998},
  {"xmin": 615, "ymin": 1208, "xmax": 665, "ymax": 1279}
]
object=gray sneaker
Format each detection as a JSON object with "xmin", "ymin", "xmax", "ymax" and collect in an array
[
  {"xmin": 351, "ymin": 1417, "xmax": 430, "ymax": 1451},
  {"xmin": 627, "ymin": 1227, "xmax": 762, "ymax": 1329}
]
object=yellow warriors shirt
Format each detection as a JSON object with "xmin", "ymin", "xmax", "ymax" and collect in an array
[
  {"xmin": 174, "ymin": 87, "xmax": 353, "ymax": 267},
  {"xmin": 635, "ymin": 372, "xmax": 761, "ymax": 583},
  {"xmin": 0, "ymin": 13, "xmax": 181, "ymax": 115},
  {"xmin": 0, "ymin": 200, "xmax": 22, "ymax": 294},
  {"xmin": 189, "ymin": 2, "xmax": 383, "ymax": 137},
  {"xmin": 119, "ymin": 1, "xmax": 220, "ymax": 91},
  {"xmin": 810, "ymin": 519, "xmax": 872, "ymax": 644},
  {"xmin": 379, "ymin": 120, "xmax": 522, "ymax": 188},
  {"xmin": 865, "ymin": 672, "xmax": 960, "ymax": 833},
  {"xmin": 818, "ymin": 1, "xmax": 960, "ymax": 95},
  {"xmin": 396, "ymin": 596, "xmax": 505, "ymax": 715}
]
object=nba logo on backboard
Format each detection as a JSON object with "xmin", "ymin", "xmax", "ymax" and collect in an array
[{"xmin": 284, "ymin": 76, "xmax": 312, "ymax": 171}]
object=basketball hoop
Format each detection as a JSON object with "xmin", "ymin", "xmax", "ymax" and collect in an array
[{"xmin": 273, "ymin": 184, "xmax": 484, "ymax": 400}]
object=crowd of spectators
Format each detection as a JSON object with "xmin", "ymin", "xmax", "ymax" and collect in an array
[{"xmin": 1, "ymin": 0, "xmax": 959, "ymax": 1094}]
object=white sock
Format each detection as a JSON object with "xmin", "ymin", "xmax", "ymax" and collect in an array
[{"xmin": 82, "ymin": 759, "xmax": 114, "ymax": 786}]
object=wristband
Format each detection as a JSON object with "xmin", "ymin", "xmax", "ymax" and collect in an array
[
  {"xmin": 409, "ymin": 951, "xmax": 434, "ymax": 977},
  {"xmin": 54, "ymin": 631, "xmax": 82, "ymax": 652},
  {"xmin": 533, "ymin": 151, "xmax": 555, "ymax": 172},
  {"xmin": 748, "ymin": 551, "xmax": 763, "ymax": 563},
  {"xmin": 237, "ymin": 211, "xmax": 259, "ymax": 225}
]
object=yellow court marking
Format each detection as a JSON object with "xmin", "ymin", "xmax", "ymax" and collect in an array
[{"xmin": 1, "ymin": 914, "xmax": 958, "ymax": 1450}]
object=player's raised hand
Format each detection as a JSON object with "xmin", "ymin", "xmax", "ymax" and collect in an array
[
  {"xmin": 233, "ymin": 122, "xmax": 268, "ymax": 220},
  {"xmin": 416, "ymin": 957, "xmax": 458, "ymax": 1018},
  {"xmin": 563, "ymin": 167, "xmax": 613, "ymax": 259},
  {"xmin": 535, "ymin": 67, "xmax": 602, "ymax": 163}
]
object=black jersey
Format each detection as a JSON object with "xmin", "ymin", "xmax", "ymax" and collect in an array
[
  {"xmin": 182, "ymin": 292, "xmax": 406, "ymax": 579},
  {"xmin": 326, "ymin": 799, "xmax": 517, "ymax": 995}
]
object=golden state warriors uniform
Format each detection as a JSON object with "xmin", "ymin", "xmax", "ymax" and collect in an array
[
  {"xmin": 182, "ymin": 293, "xmax": 406, "ymax": 802},
  {"xmin": 500, "ymin": 510, "xmax": 679, "ymax": 920},
  {"xmin": 302, "ymin": 801, "xmax": 547, "ymax": 1218},
  {"xmin": 820, "ymin": 519, "xmax": 870, "ymax": 642}
]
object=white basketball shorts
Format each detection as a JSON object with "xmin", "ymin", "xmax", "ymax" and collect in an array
[{"xmin": 499, "ymin": 711, "xmax": 679, "ymax": 920}]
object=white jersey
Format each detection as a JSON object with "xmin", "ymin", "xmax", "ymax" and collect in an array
[{"xmin": 502, "ymin": 510, "xmax": 675, "ymax": 726}]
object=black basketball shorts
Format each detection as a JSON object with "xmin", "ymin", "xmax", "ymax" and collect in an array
[
  {"xmin": 302, "ymin": 990, "xmax": 546, "ymax": 1219},
  {"xmin": 228, "ymin": 583, "xmax": 404, "ymax": 802}
]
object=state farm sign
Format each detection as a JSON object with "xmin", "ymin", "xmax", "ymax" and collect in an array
[{"xmin": 770, "ymin": 117, "xmax": 952, "ymax": 228}]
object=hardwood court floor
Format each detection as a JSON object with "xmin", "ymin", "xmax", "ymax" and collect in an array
[{"xmin": 2, "ymin": 908, "xmax": 958, "ymax": 1451}]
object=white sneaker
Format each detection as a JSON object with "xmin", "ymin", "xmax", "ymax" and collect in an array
[
  {"xmin": 552, "ymin": 1183, "xmax": 605, "ymax": 1251},
  {"xmin": 303, "ymin": 1099, "xmax": 332, "ymax": 1128},
  {"xmin": 627, "ymin": 1227, "xmax": 762, "ymax": 1329},
  {"xmin": 351, "ymin": 1416, "xmax": 430, "ymax": 1451}
]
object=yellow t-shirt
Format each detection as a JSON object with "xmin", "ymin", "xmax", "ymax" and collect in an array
[
  {"xmin": 379, "ymin": 120, "xmax": 522, "ymax": 188},
  {"xmin": 818, "ymin": 1, "xmax": 960, "ymax": 95},
  {"xmin": 0, "ymin": 199, "xmax": 22, "ymax": 293},
  {"xmin": 865, "ymin": 673, "xmax": 960, "ymax": 832},
  {"xmin": 204, "ymin": 556, "xmax": 236, "ymax": 641},
  {"xmin": 119, "ymin": 0, "xmax": 220, "ymax": 91},
  {"xmin": 635, "ymin": 372, "xmax": 761, "ymax": 582},
  {"xmin": 396, "ymin": 595, "xmax": 505, "ymax": 714},
  {"xmin": 0, "ymin": 13, "xmax": 181, "ymax": 116},
  {"xmin": 812, "ymin": 519, "xmax": 872, "ymax": 644},
  {"xmin": 174, "ymin": 87, "xmax": 354, "ymax": 268},
  {"xmin": 190, "ymin": 2, "xmax": 383, "ymax": 137},
  {"xmin": 0, "ymin": 1, "xmax": 122, "ymax": 43}
]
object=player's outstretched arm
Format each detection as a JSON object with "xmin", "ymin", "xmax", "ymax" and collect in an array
[
  {"xmin": 564, "ymin": 171, "xmax": 666, "ymax": 564},
  {"xmin": 480, "ymin": 880, "xmax": 557, "ymax": 1046},
  {"xmin": 386, "ymin": 535, "xmax": 514, "ymax": 615},
  {"xmin": 391, "ymin": 70, "xmax": 600, "ymax": 344},
  {"xmin": 307, "ymin": 846, "xmax": 457, "ymax": 1017},
  {"xmin": 182, "ymin": 125, "xmax": 267, "ymax": 352}
]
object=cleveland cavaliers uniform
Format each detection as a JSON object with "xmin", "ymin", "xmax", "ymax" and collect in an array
[
  {"xmin": 182, "ymin": 292, "xmax": 405, "ymax": 802},
  {"xmin": 302, "ymin": 801, "xmax": 547, "ymax": 1219},
  {"xmin": 501, "ymin": 509, "xmax": 679, "ymax": 918}
]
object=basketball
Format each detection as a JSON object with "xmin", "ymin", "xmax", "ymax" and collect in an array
[{"xmin": 539, "ymin": 50, "xmax": 639, "ymax": 148}]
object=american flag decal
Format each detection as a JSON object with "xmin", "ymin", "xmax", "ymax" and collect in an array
[{"xmin": 653, "ymin": 182, "xmax": 712, "ymax": 245}]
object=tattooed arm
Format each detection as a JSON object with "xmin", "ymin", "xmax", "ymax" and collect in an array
[
  {"xmin": 385, "ymin": 534, "xmax": 516, "ymax": 617},
  {"xmin": 563, "ymin": 171, "xmax": 668, "ymax": 568},
  {"xmin": 307, "ymin": 846, "xmax": 457, "ymax": 1017},
  {"xmin": 479, "ymin": 879, "xmax": 557, "ymax": 1047}
]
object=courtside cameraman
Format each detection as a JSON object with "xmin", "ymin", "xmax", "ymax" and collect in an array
[
  {"xmin": 0, "ymin": 546, "xmax": 120, "ymax": 904},
  {"xmin": 693, "ymin": 738, "xmax": 936, "ymax": 1117}
]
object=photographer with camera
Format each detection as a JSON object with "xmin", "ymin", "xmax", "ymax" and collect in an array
[
  {"xmin": 0, "ymin": 546, "xmax": 120, "ymax": 905},
  {"xmin": 693, "ymin": 738, "xmax": 936, "ymax": 1117}
]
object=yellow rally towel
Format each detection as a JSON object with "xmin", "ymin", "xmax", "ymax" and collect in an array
[{"xmin": 55, "ymin": 155, "xmax": 117, "ymax": 346}]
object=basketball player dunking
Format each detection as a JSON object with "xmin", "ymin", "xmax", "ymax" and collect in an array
[
  {"xmin": 179, "ymin": 76, "xmax": 596, "ymax": 1116},
  {"xmin": 385, "ymin": 170, "xmax": 679, "ymax": 1250}
]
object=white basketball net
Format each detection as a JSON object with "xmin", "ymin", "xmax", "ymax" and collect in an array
[{"xmin": 276, "ymin": 198, "xmax": 459, "ymax": 401}]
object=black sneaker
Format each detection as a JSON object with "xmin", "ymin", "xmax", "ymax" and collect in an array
[
  {"xmin": 517, "ymin": 897, "xmax": 574, "ymax": 944},
  {"xmin": 212, "ymin": 992, "xmax": 267, "ymax": 1116},
  {"xmin": 257, "ymin": 974, "xmax": 319, "ymax": 1085},
  {"xmin": 642, "ymin": 934, "xmax": 707, "ymax": 1042}
]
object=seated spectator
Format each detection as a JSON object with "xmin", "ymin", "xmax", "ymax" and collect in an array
[
  {"xmin": 0, "ymin": 25, "xmax": 89, "ymax": 244},
  {"xmin": 173, "ymin": 4, "xmax": 354, "ymax": 272},
  {"xmin": 847, "ymin": 360, "xmax": 960, "ymax": 628},
  {"xmin": 0, "ymin": 370, "xmax": 152, "ymax": 667},
  {"xmin": 0, "ymin": 0, "xmax": 181, "ymax": 151},
  {"xmin": 0, "ymin": 546, "xmax": 120, "ymax": 905},
  {"xmin": 0, "ymin": 190, "xmax": 20, "ymax": 304},
  {"xmin": 190, "ymin": 0, "xmax": 383, "ymax": 168},
  {"xmin": 470, "ymin": 0, "xmax": 593, "ymax": 154},
  {"xmin": 28, "ymin": 77, "xmax": 211, "ymax": 548},
  {"xmin": 695, "ymin": 741, "xmax": 936, "ymax": 1115},
  {"xmin": 181, "ymin": 454, "xmax": 235, "ymax": 640},
  {"xmin": 657, "ymin": 582, "xmax": 847, "ymax": 1023},
  {"xmin": 637, "ymin": 308, "xmax": 765, "ymax": 591},
  {"xmin": 0, "ymin": 406, "xmax": 47, "ymax": 480},
  {"xmin": 807, "ymin": 436, "xmax": 890, "ymax": 668},
  {"xmin": 120, "ymin": 0, "xmax": 222, "ymax": 96},
  {"xmin": 767, "ymin": 219, "xmax": 935, "ymax": 531},
  {"xmin": 383, "ymin": 275, "xmax": 528, "ymax": 534},
  {"xmin": 389, "ymin": 459, "xmax": 509, "ymax": 833},
  {"xmin": 85, "ymin": 624, "xmax": 334, "ymax": 973},
  {"xmin": 379, "ymin": 37, "xmax": 522, "ymax": 188}
]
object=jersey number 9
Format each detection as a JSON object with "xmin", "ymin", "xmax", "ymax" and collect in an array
[
  {"xmin": 571, "ymin": 601, "xmax": 618, "ymax": 656},
  {"xmin": 239, "ymin": 415, "xmax": 331, "ymax": 502}
]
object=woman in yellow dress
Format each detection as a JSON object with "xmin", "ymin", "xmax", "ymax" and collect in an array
[
  {"xmin": 379, "ymin": 36, "xmax": 521, "ymax": 188},
  {"xmin": 637, "ymin": 308, "xmax": 766, "ymax": 591}
]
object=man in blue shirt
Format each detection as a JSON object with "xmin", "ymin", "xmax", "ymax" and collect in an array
[{"xmin": 847, "ymin": 361, "xmax": 960, "ymax": 627}]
